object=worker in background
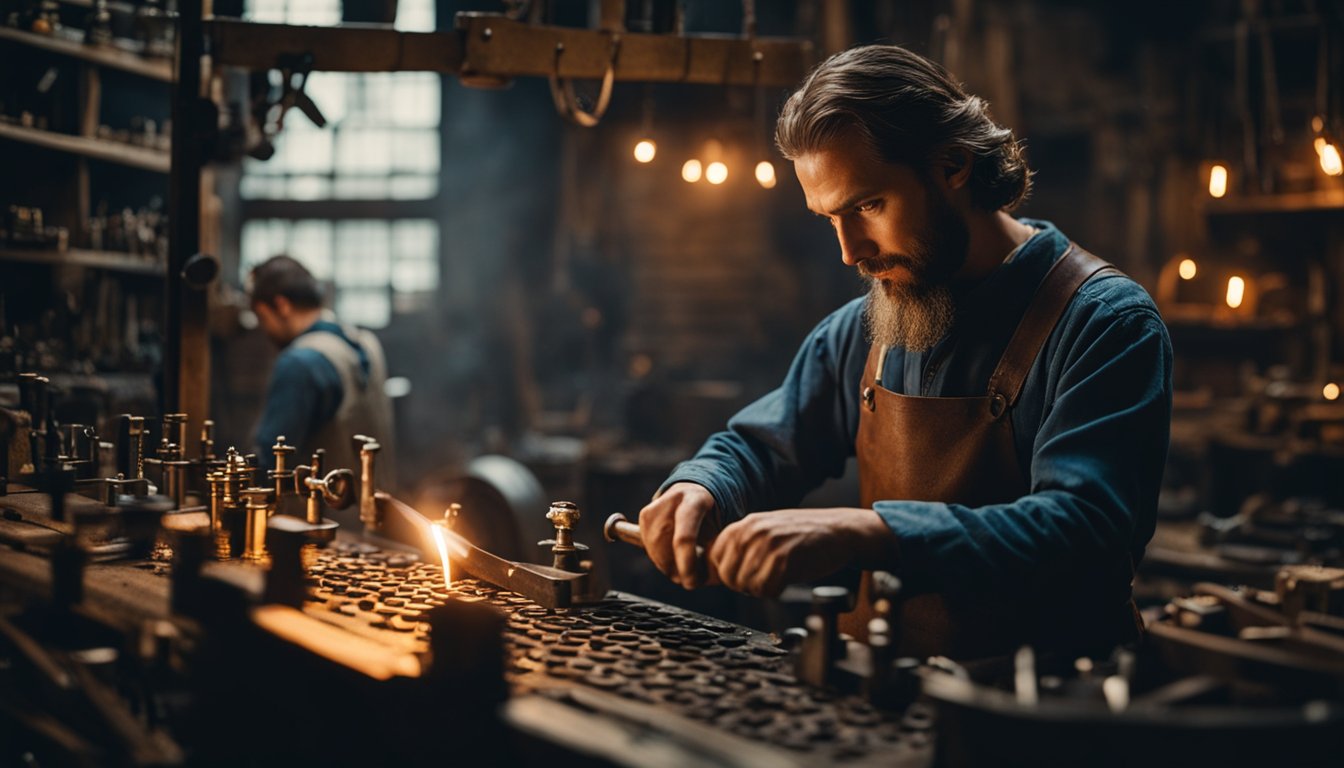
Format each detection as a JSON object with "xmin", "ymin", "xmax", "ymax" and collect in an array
[
  {"xmin": 640, "ymin": 44, "xmax": 1173, "ymax": 659},
  {"xmin": 248, "ymin": 255, "xmax": 395, "ymax": 484}
]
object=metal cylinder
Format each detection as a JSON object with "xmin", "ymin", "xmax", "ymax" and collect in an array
[
  {"xmin": 241, "ymin": 487, "xmax": 274, "ymax": 562},
  {"xmin": 356, "ymin": 438, "xmax": 381, "ymax": 531}
]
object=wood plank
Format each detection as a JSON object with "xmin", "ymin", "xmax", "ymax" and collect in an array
[
  {"xmin": 0, "ymin": 123, "xmax": 170, "ymax": 172},
  {"xmin": 0, "ymin": 247, "xmax": 164, "ymax": 275},
  {"xmin": 0, "ymin": 25, "xmax": 173, "ymax": 81}
]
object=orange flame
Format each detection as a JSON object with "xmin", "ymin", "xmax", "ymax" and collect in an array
[{"xmin": 431, "ymin": 522, "xmax": 452, "ymax": 590}]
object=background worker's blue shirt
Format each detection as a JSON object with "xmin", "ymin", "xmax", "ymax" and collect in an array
[
  {"xmin": 254, "ymin": 319, "xmax": 370, "ymax": 470},
  {"xmin": 662, "ymin": 220, "xmax": 1173, "ymax": 608}
]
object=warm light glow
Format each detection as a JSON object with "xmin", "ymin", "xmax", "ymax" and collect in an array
[
  {"xmin": 1325, "ymin": 382, "xmax": 1341, "ymax": 401},
  {"xmin": 1315, "ymin": 136, "xmax": 1327, "ymax": 156},
  {"xmin": 1208, "ymin": 164, "xmax": 1228, "ymax": 198},
  {"xmin": 1225, "ymin": 276, "xmax": 1245, "ymax": 309},
  {"xmin": 682, "ymin": 159, "xmax": 703, "ymax": 183},
  {"xmin": 1321, "ymin": 143, "xmax": 1343, "ymax": 176},
  {"xmin": 633, "ymin": 139, "xmax": 657, "ymax": 163},
  {"xmin": 706, "ymin": 161, "xmax": 728, "ymax": 185},
  {"xmin": 431, "ymin": 523, "xmax": 452, "ymax": 589},
  {"xmin": 1178, "ymin": 259, "xmax": 1197, "ymax": 280},
  {"xmin": 755, "ymin": 160, "xmax": 777, "ymax": 189}
]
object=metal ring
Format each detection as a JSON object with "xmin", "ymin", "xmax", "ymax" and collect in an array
[
  {"xmin": 988, "ymin": 393, "xmax": 1008, "ymax": 419},
  {"xmin": 862, "ymin": 386, "xmax": 876, "ymax": 412},
  {"xmin": 549, "ymin": 35, "xmax": 620, "ymax": 127}
]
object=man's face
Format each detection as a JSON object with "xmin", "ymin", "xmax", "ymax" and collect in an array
[
  {"xmin": 795, "ymin": 136, "xmax": 969, "ymax": 351},
  {"xmin": 251, "ymin": 299, "xmax": 291, "ymax": 347}
]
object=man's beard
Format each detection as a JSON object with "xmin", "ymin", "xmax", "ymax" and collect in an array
[{"xmin": 860, "ymin": 190, "xmax": 969, "ymax": 353}]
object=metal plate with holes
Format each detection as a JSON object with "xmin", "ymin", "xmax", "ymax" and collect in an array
[{"xmin": 308, "ymin": 541, "xmax": 931, "ymax": 765}]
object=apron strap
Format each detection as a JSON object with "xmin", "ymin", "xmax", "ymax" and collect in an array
[{"xmin": 986, "ymin": 243, "xmax": 1121, "ymax": 407}]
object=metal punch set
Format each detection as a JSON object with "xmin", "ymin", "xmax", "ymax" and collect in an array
[{"xmin": 305, "ymin": 542, "xmax": 929, "ymax": 764}]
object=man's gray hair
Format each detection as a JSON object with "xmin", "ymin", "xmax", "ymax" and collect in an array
[{"xmin": 776, "ymin": 44, "xmax": 1032, "ymax": 212}]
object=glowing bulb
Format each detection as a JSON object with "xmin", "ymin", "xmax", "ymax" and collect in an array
[
  {"xmin": 706, "ymin": 161, "xmax": 728, "ymax": 185},
  {"xmin": 1325, "ymin": 382, "xmax": 1341, "ymax": 401},
  {"xmin": 633, "ymin": 139, "xmax": 657, "ymax": 163},
  {"xmin": 1208, "ymin": 164, "xmax": 1228, "ymax": 198},
  {"xmin": 1225, "ymin": 276, "xmax": 1245, "ymax": 309},
  {"xmin": 1321, "ymin": 143, "xmax": 1343, "ymax": 176},
  {"xmin": 1315, "ymin": 136, "xmax": 1327, "ymax": 156},
  {"xmin": 682, "ymin": 159, "xmax": 703, "ymax": 183},
  {"xmin": 1177, "ymin": 259, "xmax": 1197, "ymax": 280},
  {"xmin": 755, "ymin": 160, "xmax": 777, "ymax": 189}
]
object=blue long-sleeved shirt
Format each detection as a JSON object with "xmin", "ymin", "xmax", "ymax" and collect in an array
[
  {"xmin": 254, "ymin": 319, "xmax": 370, "ymax": 471},
  {"xmin": 662, "ymin": 220, "xmax": 1173, "ymax": 610}
]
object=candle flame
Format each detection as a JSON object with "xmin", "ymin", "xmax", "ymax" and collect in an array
[{"xmin": 431, "ymin": 522, "xmax": 452, "ymax": 590}]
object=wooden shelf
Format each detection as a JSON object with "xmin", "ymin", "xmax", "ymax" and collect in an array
[
  {"xmin": 0, "ymin": 25, "xmax": 173, "ymax": 81},
  {"xmin": 0, "ymin": 247, "xmax": 164, "ymax": 275},
  {"xmin": 0, "ymin": 122, "xmax": 169, "ymax": 172},
  {"xmin": 1202, "ymin": 189, "xmax": 1344, "ymax": 216}
]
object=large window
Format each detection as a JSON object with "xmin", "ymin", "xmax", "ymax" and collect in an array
[
  {"xmin": 238, "ymin": 0, "xmax": 440, "ymax": 328},
  {"xmin": 240, "ymin": 219, "xmax": 438, "ymax": 328}
]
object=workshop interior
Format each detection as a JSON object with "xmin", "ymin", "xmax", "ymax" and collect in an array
[{"xmin": 3, "ymin": 0, "xmax": 1344, "ymax": 765}]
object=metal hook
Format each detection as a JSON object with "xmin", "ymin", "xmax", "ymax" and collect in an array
[{"xmin": 549, "ymin": 35, "xmax": 621, "ymax": 128}]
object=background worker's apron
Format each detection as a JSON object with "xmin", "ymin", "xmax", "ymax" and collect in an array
[{"xmin": 842, "ymin": 244, "xmax": 1139, "ymax": 659}]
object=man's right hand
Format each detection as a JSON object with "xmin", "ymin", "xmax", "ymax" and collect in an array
[{"xmin": 638, "ymin": 482, "xmax": 719, "ymax": 589}]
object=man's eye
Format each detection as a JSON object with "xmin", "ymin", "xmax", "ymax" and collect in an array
[{"xmin": 856, "ymin": 200, "xmax": 880, "ymax": 213}]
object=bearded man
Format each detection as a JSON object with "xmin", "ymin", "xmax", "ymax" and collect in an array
[{"xmin": 640, "ymin": 44, "xmax": 1173, "ymax": 659}]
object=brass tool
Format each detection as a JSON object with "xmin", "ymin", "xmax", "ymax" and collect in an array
[
  {"xmin": 269, "ymin": 436, "xmax": 296, "ymax": 500},
  {"xmin": 539, "ymin": 501, "xmax": 586, "ymax": 572},
  {"xmin": 292, "ymin": 449, "xmax": 352, "ymax": 540},
  {"xmin": 240, "ymin": 486, "xmax": 276, "ymax": 562},
  {"xmin": 199, "ymin": 420, "xmax": 216, "ymax": 462},
  {"xmin": 353, "ymin": 435, "xmax": 381, "ymax": 533}
]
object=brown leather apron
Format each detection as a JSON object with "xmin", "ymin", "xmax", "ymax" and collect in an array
[{"xmin": 842, "ymin": 244, "xmax": 1133, "ymax": 659}]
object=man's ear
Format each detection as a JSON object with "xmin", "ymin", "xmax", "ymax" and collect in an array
[{"xmin": 933, "ymin": 146, "xmax": 974, "ymax": 191}]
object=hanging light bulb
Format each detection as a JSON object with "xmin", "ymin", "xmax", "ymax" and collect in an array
[
  {"xmin": 1321, "ymin": 143, "xmax": 1343, "ymax": 176},
  {"xmin": 705, "ymin": 161, "xmax": 728, "ymax": 185},
  {"xmin": 633, "ymin": 139, "xmax": 657, "ymax": 163},
  {"xmin": 1324, "ymin": 382, "xmax": 1341, "ymax": 401},
  {"xmin": 1225, "ymin": 276, "xmax": 1245, "ymax": 309},
  {"xmin": 682, "ymin": 159, "xmax": 703, "ymax": 183},
  {"xmin": 1178, "ymin": 259, "xmax": 1197, "ymax": 280},
  {"xmin": 1208, "ymin": 164, "xmax": 1229, "ymax": 198},
  {"xmin": 755, "ymin": 160, "xmax": 777, "ymax": 189}
]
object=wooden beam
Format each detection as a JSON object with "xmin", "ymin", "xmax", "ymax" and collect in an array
[
  {"xmin": 205, "ymin": 15, "xmax": 815, "ymax": 87},
  {"xmin": 206, "ymin": 19, "xmax": 463, "ymax": 72},
  {"xmin": 456, "ymin": 14, "xmax": 814, "ymax": 87}
]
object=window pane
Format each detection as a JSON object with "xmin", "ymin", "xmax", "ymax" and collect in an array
[
  {"xmin": 336, "ymin": 288, "xmax": 390, "ymax": 329},
  {"xmin": 334, "ymin": 220, "xmax": 390, "ymax": 287},
  {"xmin": 389, "ymin": 175, "xmax": 437, "ymax": 199}
]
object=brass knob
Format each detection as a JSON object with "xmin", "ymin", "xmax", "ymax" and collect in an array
[{"xmin": 547, "ymin": 501, "xmax": 580, "ymax": 531}]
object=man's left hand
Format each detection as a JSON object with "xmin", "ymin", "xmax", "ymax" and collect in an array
[{"xmin": 706, "ymin": 508, "xmax": 897, "ymax": 598}]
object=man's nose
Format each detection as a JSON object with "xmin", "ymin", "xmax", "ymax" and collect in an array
[{"xmin": 835, "ymin": 221, "xmax": 874, "ymax": 267}]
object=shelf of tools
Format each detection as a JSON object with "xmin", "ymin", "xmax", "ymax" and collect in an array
[{"xmin": 0, "ymin": 0, "xmax": 178, "ymax": 438}]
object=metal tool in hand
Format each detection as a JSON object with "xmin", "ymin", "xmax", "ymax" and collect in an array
[{"xmin": 602, "ymin": 512, "xmax": 714, "ymax": 585}]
